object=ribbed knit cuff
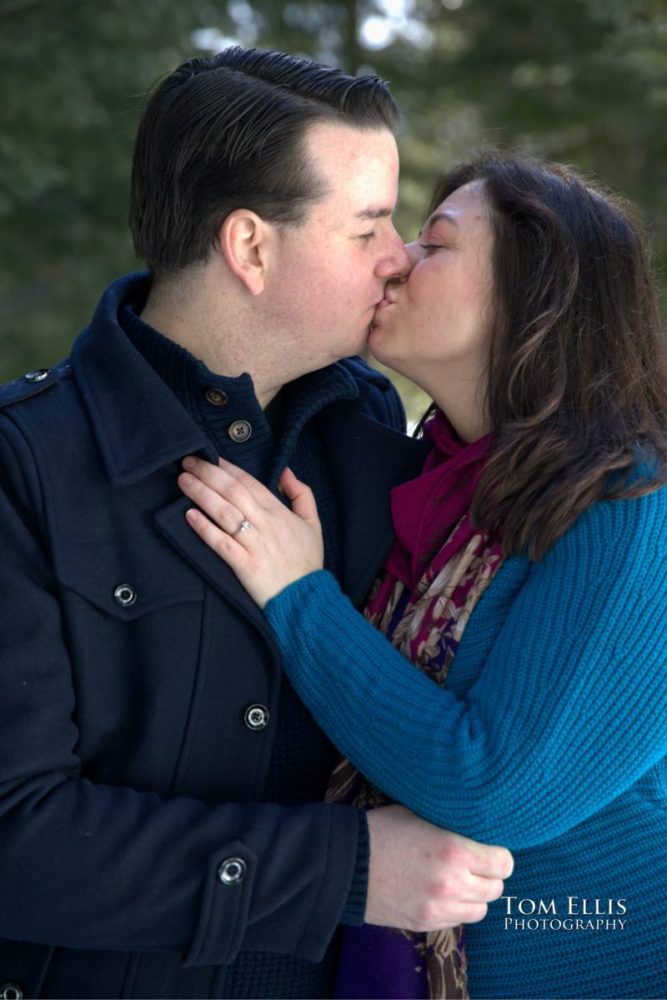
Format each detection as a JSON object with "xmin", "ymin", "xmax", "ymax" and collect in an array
[
  {"xmin": 339, "ymin": 810, "xmax": 369, "ymax": 926},
  {"xmin": 265, "ymin": 570, "xmax": 340, "ymax": 634}
]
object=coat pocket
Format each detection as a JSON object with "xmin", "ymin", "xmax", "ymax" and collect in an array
[
  {"xmin": 54, "ymin": 535, "xmax": 204, "ymax": 621},
  {"xmin": 51, "ymin": 535, "xmax": 206, "ymax": 791}
]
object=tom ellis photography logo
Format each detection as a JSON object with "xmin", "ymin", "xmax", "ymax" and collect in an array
[{"xmin": 501, "ymin": 896, "xmax": 627, "ymax": 932}]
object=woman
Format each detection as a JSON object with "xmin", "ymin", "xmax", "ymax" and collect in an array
[{"xmin": 178, "ymin": 152, "xmax": 667, "ymax": 999}]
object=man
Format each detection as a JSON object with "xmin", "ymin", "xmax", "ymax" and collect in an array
[{"xmin": 0, "ymin": 48, "xmax": 512, "ymax": 998}]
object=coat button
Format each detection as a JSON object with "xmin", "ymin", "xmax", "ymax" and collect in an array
[
  {"xmin": 244, "ymin": 704, "xmax": 270, "ymax": 731},
  {"xmin": 218, "ymin": 857, "xmax": 246, "ymax": 885},
  {"xmin": 205, "ymin": 387, "xmax": 228, "ymax": 406},
  {"xmin": 228, "ymin": 420, "xmax": 252, "ymax": 443},
  {"xmin": 113, "ymin": 583, "xmax": 137, "ymax": 607},
  {"xmin": 24, "ymin": 369, "xmax": 50, "ymax": 383},
  {"xmin": 0, "ymin": 985, "xmax": 24, "ymax": 1000}
]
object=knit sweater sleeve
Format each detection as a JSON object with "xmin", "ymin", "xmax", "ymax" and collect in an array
[{"xmin": 265, "ymin": 488, "xmax": 667, "ymax": 850}]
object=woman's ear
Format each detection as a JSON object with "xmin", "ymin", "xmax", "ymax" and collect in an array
[{"xmin": 219, "ymin": 209, "xmax": 269, "ymax": 296}]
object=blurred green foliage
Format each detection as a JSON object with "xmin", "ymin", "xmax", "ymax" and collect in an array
[{"xmin": 1, "ymin": 0, "xmax": 665, "ymax": 422}]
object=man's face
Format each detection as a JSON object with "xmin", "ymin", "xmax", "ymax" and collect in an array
[{"xmin": 265, "ymin": 123, "xmax": 410, "ymax": 371}]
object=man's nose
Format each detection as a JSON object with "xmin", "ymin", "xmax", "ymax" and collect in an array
[{"xmin": 376, "ymin": 230, "xmax": 412, "ymax": 280}]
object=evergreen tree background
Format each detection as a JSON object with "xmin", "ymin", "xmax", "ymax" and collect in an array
[{"xmin": 2, "ymin": 0, "xmax": 665, "ymax": 417}]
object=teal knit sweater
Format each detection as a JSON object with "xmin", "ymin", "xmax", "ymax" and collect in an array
[{"xmin": 265, "ymin": 486, "xmax": 667, "ymax": 999}]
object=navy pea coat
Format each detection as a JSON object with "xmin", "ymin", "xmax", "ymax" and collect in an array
[{"xmin": 0, "ymin": 276, "xmax": 429, "ymax": 998}]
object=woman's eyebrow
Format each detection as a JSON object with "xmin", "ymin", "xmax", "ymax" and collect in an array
[{"xmin": 420, "ymin": 210, "xmax": 459, "ymax": 236}]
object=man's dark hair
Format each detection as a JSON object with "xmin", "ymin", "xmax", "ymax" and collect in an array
[{"xmin": 129, "ymin": 47, "xmax": 398, "ymax": 274}]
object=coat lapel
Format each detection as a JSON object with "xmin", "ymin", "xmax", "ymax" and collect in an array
[
  {"xmin": 319, "ymin": 401, "xmax": 430, "ymax": 608},
  {"xmin": 154, "ymin": 494, "xmax": 275, "ymax": 640}
]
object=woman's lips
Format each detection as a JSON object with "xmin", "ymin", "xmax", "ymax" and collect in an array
[{"xmin": 370, "ymin": 294, "xmax": 396, "ymax": 329}]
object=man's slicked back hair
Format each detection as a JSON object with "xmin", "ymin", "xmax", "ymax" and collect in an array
[{"xmin": 129, "ymin": 47, "xmax": 398, "ymax": 274}]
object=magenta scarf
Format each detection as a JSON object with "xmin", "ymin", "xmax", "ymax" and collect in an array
[
  {"xmin": 385, "ymin": 410, "xmax": 495, "ymax": 590},
  {"xmin": 332, "ymin": 410, "xmax": 504, "ymax": 1000}
]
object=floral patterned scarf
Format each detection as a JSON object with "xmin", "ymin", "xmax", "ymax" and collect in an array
[{"xmin": 327, "ymin": 411, "xmax": 504, "ymax": 999}]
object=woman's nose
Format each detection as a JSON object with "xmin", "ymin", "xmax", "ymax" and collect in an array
[{"xmin": 405, "ymin": 240, "xmax": 422, "ymax": 265}]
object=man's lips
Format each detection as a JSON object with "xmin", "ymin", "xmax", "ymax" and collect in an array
[{"xmin": 375, "ymin": 289, "xmax": 400, "ymax": 311}]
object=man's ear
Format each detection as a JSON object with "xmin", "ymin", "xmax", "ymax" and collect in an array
[{"xmin": 219, "ymin": 209, "xmax": 269, "ymax": 296}]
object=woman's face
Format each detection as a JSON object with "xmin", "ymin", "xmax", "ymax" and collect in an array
[{"xmin": 369, "ymin": 180, "xmax": 496, "ymax": 400}]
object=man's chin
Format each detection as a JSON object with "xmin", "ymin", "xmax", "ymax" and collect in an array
[{"xmin": 342, "ymin": 329, "xmax": 373, "ymax": 358}]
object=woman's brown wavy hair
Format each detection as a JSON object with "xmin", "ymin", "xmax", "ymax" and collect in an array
[{"xmin": 423, "ymin": 152, "xmax": 667, "ymax": 561}]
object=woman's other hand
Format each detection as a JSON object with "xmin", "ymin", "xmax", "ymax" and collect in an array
[{"xmin": 178, "ymin": 456, "xmax": 324, "ymax": 608}]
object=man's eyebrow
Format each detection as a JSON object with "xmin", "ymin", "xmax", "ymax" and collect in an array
[{"xmin": 355, "ymin": 207, "xmax": 394, "ymax": 220}]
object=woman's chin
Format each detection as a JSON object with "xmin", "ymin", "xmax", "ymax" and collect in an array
[
  {"xmin": 367, "ymin": 327, "xmax": 390, "ymax": 364},
  {"xmin": 368, "ymin": 336, "xmax": 402, "ymax": 374},
  {"xmin": 368, "ymin": 334, "xmax": 421, "ymax": 385}
]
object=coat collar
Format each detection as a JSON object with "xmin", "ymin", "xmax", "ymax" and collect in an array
[
  {"xmin": 71, "ymin": 273, "xmax": 218, "ymax": 486},
  {"xmin": 71, "ymin": 273, "xmax": 365, "ymax": 489}
]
